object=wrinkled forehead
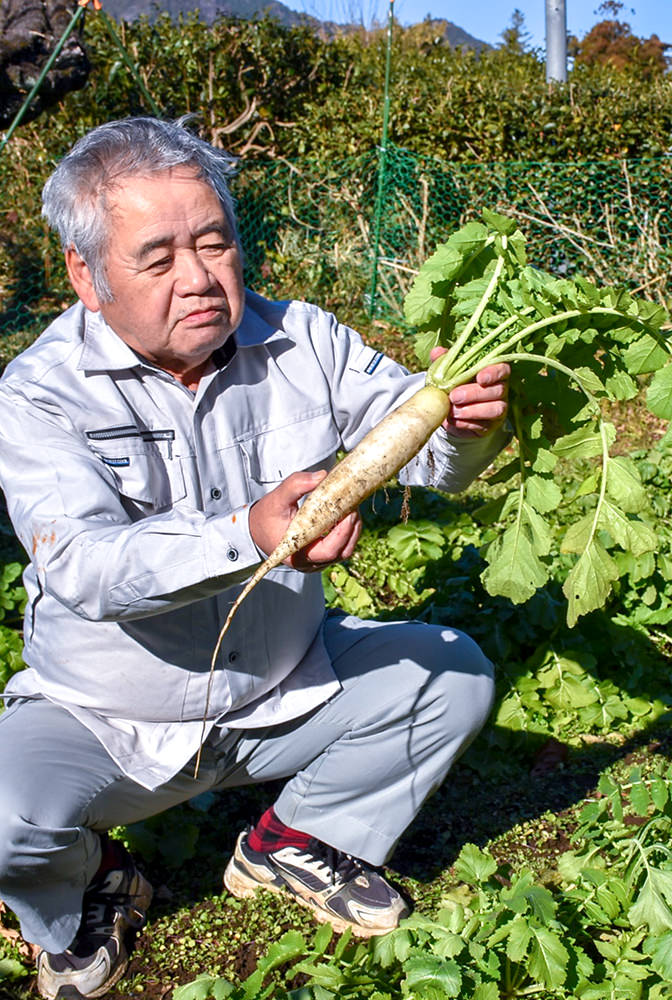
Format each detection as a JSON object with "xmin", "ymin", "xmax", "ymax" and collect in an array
[
  {"xmin": 103, "ymin": 166, "xmax": 231, "ymax": 235},
  {"xmin": 102, "ymin": 163, "xmax": 206, "ymax": 205}
]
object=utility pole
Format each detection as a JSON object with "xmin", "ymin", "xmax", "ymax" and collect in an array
[{"xmin": 545, "ymin": 0, "xmax": 567, "ymax": 83}]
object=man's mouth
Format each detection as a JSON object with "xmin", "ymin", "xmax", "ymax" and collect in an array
[{"xmin": 181, "ymin": 306, "xmax": 226, "ymax": 324}]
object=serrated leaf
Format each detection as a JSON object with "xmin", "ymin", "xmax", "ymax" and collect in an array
[
  {"xmin": 436, "ymin": 904, "xmax": 467, "ymax": 934},
  {"xmin": 593, "ymin": 938, "xmax": 620, "ymax": 962},
  {"xmin": 309, "ymin": 987, "xmax": 336, "ymax": 1000},
  {"xmin": 173, "ymin": 976, "xmax": 236, "ymax": 1000},
  {"xmin": 647, "ymin": 363, "xmax": 672, "ymax": 420},
  {"xmin": 422, "ymin": 244, "xmax": 464, "ymax": 281},
  {"xmin": 414, "ymin": 328, "xmax": 442, "ymax": 368},
  {"xmin": 447, "ymin": 220, "xmax": 490, "ymax": 256},
  {"xmin": 625, "ymin": 335, "xmax": 670, "ymax": 375},
  {"xmin": 527, "ymin": 927, "xmax": 569, "ymax": 988},
  {"xmin": 606, "ymin": 456, "xmax": 648, "ymax": 513},
  {"xmin": 599, "ymin": 501, "xmax": 657, "ymax": 557},
  {"xmin": 636, "ymin": 298, "xmax": 669, "ymax": 330},
  {"xmin": 644, "ymin": 931, "xmax": 672, "ymax": 978},
  {"xmin": 573, "ymin": 472, "xmax": 600, "ymax": 499},
  {"xmin": 482, "ymin": 518, "xmax": 550, "ymax": 605},
  {"xmin": 630, "ymin": 868, "xmax": 672, "ymax": 933},
  {"xmin": 557, "ymin": 850, "xmax": 586, "ymax": 882},
  {"xmin": 629, "ymin": 780, "xmax": 651, "ymax": 817},
  {"xmin": 454, "ymin": 844, "xmax": 498, "ymax": 885},
  {"xmin": 402, "ymin": 955, "xmax": 462, "ymax": 997},
  {"xmin": 531, "ymin": 447, "xmax": 558, "ymax": 473},
  {"xmin": 552, "ymin": 422, "xmax": 615, "ymax": 461},
  {"xmin": 404, "ymin": 270, "xmax": 446, "ymax": 328},
  {"xmin": 370, "ymin": 929, "xmax": 400, "ymax": 967},
  {"xmin": 501, "ymin": 872, "xmax": 536, "ymax": 914},
  {"xmin": 387, "ymin": 520, "xmax": 446, "ymax": 570},
  {"xmin": 433, "ymin": 931, "xmax": 466, "ymax": 960},
  {"xmin": 482, "ymin": 207, "xmax": 517, "ymax": 235},
  {"xmin": 259, "ymin": 931, "xmax": 308, "ymax": 972},
  {"xmin": 393, "ymin": 929, "xmax": 414, "ymax": 963},
  {"xmin": 573, "ymin": 366, "xmax": 606, "ymax": 395},
  {"xmin": 453, "ymin": 275, "xmax": 493, "ymax": 316},
  {"xmin": 563, "ymin": 538, "xmax": 619, "ymax": 627},
  {"xmin": 312, "ymin": 923, "xmax": 333, "ymax": 955},
  {"xmin": 472, "ymin": 984, "xmax": 499, "ymax": 1000},
  {"xmin": 561, "ymin": 513, "xmax": 596, "ymax": 555},
  {"xmin": 506, "ymin": 916, "xmax": 533, "ymax": 962},
  {"xmin": 525, "ymin": 475, "xmax": 563, "ymax": 514},
  {"xmin": 526, "ymin": 885, "xmax": 556, "ymax": 924},
  {"xmin": 578, "ymin": 987, "xmax": 614, "ymax": 1000},
  {"xmin": 291, "ymin": 963, "xmax": 343, "ymax": 988},
  {"xmin": 496, "ymin": 691, "xmax": 541, "ymax": 730},
  {"xmin": 545, "ymin": 672, "xmax": 599, "ymax": 710},
  {"xmin": 605, "ymin": 369, "xmax": 638, "ymax": 400},
  {"xmin": 651, "ymin": 778, "xmax": 669, "ymax": 812}
]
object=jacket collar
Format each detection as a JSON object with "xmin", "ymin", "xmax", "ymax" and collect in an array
[
  {"xmin": 77, "ymin": 291, "xmax": 284, "ymax": 374},
  {"xmin": 78, "ymin": 308, "xmax": 146, "ymax": 372}
]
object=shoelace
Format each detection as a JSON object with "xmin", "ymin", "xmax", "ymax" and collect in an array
[
  {"xmin": 305, "ymin": 838, "xmax": 366, "ymax": 887},
  {"xmin": 78, "ymin": 874, "xmax": 146, "ymax": 943}
]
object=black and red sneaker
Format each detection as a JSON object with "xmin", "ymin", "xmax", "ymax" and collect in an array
[{"xmin": 224, "ymin": 828, "xmax": 408, "ymax": 937}]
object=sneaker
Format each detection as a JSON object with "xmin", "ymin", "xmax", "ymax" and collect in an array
[
  {"xmin": 223, "ymin": 829, "xmax": 408, "ymax": 937},
  {"xmin": 36, "ymin": 845, "xmax": 153, "ymax": 999}
]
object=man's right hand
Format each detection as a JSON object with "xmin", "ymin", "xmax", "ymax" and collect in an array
[{"xmin": 249, "ymin": 470, "xmax": 361, "ymax": 572}]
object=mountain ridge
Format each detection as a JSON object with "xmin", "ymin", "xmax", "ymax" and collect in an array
[{"xmin": 100, "ymin": 0, "xmax": 489, "ymax": 49}]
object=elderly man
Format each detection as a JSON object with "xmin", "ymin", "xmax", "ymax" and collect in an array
[{"xmin": 0, "ymin": 117, "xmax": 510, "ymax": 1000}]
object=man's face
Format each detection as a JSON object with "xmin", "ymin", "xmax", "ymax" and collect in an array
[{"xmin": 74, "ymin": 168, "xmax": 245, "ymax": 383}]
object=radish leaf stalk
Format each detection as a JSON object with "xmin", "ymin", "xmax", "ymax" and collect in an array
[{"xmin": 405, "ymin": 208, "xmax": 672, "ymax": 627}]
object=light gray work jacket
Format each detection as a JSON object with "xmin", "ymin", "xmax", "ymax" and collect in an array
[{"xmin": 0, "ymin": 290, "xmax": 507, "ymax": 788}]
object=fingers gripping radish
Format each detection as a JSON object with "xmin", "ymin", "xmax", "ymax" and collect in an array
[
  {"xmin": 193, "ymin": 384, "xmax": 451, "ymax": 775},
  {"xmin": 215, "ymin": 383, "xmax": 451, "ymax": 654}
]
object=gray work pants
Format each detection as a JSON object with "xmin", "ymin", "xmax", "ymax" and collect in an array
[{"xmin": 0, "ymin": 614, "xmax": 494, "ymax": 953}]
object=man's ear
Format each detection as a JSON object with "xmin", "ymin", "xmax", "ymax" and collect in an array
[{"xmin": 65, "ymin": 248, "xmax": 102, "ymax": 312}]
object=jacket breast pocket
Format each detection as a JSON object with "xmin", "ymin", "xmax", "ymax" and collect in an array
[
  {"xmin": 240, "ymin": 411, "xmax": 341, "ymax": 500},
  {"xmin": 88, "ymin": 437, "xmax": 186, "ymax": 516}
]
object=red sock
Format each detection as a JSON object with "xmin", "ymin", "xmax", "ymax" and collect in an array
[
  {"xmin": 96, "ymin": 836, "xmax": 127, "ymax": 875},
  {"xmin": 248, "ymin": 807, "xmax": 312, "ymax": 854}
]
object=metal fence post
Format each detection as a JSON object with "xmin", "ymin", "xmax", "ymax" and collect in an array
[{"xmin": 545, "ymin": 0, "xmax": 567, "ymax": 83}]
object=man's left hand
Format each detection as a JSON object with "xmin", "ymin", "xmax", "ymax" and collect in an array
[{"xmin": 429, "ymin": 350, "xmax": 510, "ymax": 438}]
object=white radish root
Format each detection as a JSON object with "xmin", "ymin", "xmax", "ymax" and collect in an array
[
  {"xmin": 194, "ymin": 384, "xmax": 450, "ymax": 775},
  {"xmin": 217, "ymin": 384, "xmax": 450, "ymax": 651}
]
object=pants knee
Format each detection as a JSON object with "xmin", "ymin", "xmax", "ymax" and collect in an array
[
  {"xmin": 0, "ymin": 778, "xmax": 85, "ymax": 883},
  {"xmin": 0, "ymin": 806, "xmax": 36, "ymax": 882},
  {"xmin": 425, "ymin": 626, "xmax": 495, "ymax": 738}
]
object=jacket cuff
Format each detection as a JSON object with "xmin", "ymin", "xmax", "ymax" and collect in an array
[{"xmin": 202, "ymin": 505, "xmax": 261, "ymax": 580}]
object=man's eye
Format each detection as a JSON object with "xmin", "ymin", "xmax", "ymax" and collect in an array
[
  {"xmin": 199, "ymin": 243, "xmax": 227, "ymax": 254},
  {"xmin": 148, "ymin": 257, "xmax": 172, "ymax": 270}
]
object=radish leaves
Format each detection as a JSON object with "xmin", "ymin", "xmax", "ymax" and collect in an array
[{"xmin": 404, "ymin": 210, "xmax": 672, "ymax": 626}]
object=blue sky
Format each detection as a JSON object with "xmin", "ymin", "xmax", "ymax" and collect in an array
[{"xmin": 281, "ymin": 0, "xmax": 672, "ymax": 49}]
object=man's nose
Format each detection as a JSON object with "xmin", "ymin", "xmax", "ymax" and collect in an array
[{"xmin": 174, "ymin": 251, "xmax": 213, "ymax": 294}]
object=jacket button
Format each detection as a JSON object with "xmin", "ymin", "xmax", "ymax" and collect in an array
[
  {"xmin": 211, "ymin": 487, "xmax": 222, "ymax": 500},
  {"xmin": 227, "ymin": 547, "xmax": 238, "ymax": 561},
  {"xmin": 228, "ymin": 650, "xmax": 239, "ymax": 663}
]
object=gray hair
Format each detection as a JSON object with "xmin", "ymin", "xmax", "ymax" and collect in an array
[{"xmin": 42, "ymin": 116, "xmax": 239, "ymax": 302}]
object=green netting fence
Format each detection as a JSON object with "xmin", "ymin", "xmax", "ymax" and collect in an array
[{"xmin": 1, "ymin": 140, "xmax": 671, "ymax": 365}]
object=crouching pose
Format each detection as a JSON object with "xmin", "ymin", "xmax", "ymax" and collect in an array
[{"xmin": 0, "ymin": 116, "xmax": 510, "ymax": 999}]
